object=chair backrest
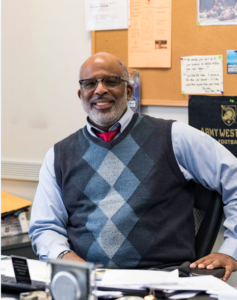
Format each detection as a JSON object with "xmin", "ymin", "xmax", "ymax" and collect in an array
[{"xmin": 193, "ymin": 183, "xmax": 223, "ymax": 260}]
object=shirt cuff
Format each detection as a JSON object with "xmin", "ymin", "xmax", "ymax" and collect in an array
[
  {"xmin": 38, "ymin": 243, "xmax": 74, "ymax": 261},
  {"xmin": 49, "ymin": 246, "xmax": 75, "ymax": 260},
  {"xmin": 218, "ymin": 238, "xmax": 237, "ymax": 261}
]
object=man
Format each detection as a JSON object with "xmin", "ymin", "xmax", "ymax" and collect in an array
[{"xmin": 29, "ymin": 52, "xmax": 237, "ymax": 281}]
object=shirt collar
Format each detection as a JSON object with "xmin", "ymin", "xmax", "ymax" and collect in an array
[{"xmin": 86, "ymin": 104, "xmax": 134, "ymax": 138}]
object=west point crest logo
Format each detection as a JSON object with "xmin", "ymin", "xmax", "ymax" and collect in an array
[{"xmin": 221, "ymin": 105, "xmax": 236, "ymax": 126}]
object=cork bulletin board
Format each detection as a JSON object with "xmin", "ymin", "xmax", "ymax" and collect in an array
[{"xmin": 91, "ymin": 0, "xmax": 237, "ymax": 107}]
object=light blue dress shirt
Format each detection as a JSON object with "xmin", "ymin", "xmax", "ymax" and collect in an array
[{"xmin": 29, "ymin": 106, "xmax": 237, "ymax": 261}]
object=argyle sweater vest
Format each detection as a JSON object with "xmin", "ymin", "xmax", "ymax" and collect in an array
[{"xmin": 54, "ymin": 114, "xmax": 196, "ymax": 269}]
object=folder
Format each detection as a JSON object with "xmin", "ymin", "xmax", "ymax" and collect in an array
[{"xmin": 1, "ymin": 190, "xmax": 32, "ymax": 215}]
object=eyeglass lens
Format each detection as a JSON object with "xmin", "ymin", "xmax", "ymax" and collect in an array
[{"xmin": 82, "ymin": 77, "xmax": 120, "ymax": 90}]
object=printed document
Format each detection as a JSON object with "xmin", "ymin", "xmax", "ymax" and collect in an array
[
  {"xmin": 128, "ymin": 0, "xmax": 171, "ymax": 68},
  {"xmin": 181, "ymin": 55, "xmax": 223, "ymax": 94},
  {"xmin": 100, "ymin": 269, "xmax": 178, "ymax": 287},
  {"xmin": 85, "ymin": 0, "xmax": 128, "ymax": 31}
]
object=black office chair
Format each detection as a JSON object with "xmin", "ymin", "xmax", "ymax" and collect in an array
[
  {"xmin": 194, "ymin": 183, "xmax": 223, "ymax": 259},
  {"xmin": 192, "ymin": 183, "xmax": 225, "ymax": 277}
]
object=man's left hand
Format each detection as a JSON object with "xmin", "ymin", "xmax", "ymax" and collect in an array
[{"xmin": 190, "ymin": 253, "xmax": 237, "ymax": 281}]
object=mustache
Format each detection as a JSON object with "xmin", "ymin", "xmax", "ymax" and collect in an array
[{"xmin": 90, "ymin": 95, "xmax": 115, "ymax": 103}]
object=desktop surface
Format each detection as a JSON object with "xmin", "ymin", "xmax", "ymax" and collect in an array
[{"xmin": 1, "ymin": 233, "xmax": 38, "ymax": 259}]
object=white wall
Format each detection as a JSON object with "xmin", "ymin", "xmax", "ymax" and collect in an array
[
  {"xmin": 2, "ymin": 0, "xmax": 90, "ymax": 163},
  {"xmin": 141, "ymin": 106, "xmax": 188, "ymax": 123},
  {"xmin": 2, "ymin": 0, "xmax": 236, "ymax": 287}
]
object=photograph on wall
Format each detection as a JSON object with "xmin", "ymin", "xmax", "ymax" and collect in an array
[
  {"xmin": 227, "ymin": 50, "xmax": 237, "ymax": 74},
  {"xmin": 197, "ymin": 0, "xmax": 237, "ymax": 25}
]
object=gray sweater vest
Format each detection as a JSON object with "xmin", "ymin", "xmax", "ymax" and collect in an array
[{"xmin": 54, "ymin": 114, "xmax": 196, "ymax": 269}]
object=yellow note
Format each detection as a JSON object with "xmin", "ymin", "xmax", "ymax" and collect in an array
[
  {"xmin": 1, "ymin": 190, "xmax": 32, "ymax": 214},
  {"xmin": 128, "ymin": 0, "xmax": 171, "ymax": 68}
]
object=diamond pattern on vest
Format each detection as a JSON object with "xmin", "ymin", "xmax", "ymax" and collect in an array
[
  {"xmin": 127, "ymin": 148, "xmax": 155, "ymax": 182},
  {"xmin": 126, "ymin": 220, "xmax": 155, "ymax": 257},
  {"xmin": 110, "ymin": 134, "xmax": 140, "ymax": 166},
  {"xmin": 98, "ymin": 188, "xmax": 125, "ymax": 218},
  {"xmin": 86, "ymin": 240, "xmax": 110, "ymax": 265},
  {"xmin": 83, "ymin": 140, "xmax": 109, "ymax": 171},
  {"xmin": 97, "ymin": 152, "xmax": 125, "ymax": 186},
  {"xmin": 131, "ymin": 116, "xmax": 155, "ymax": 147},
  {"xmin": 113, "ymin": 167, "xmax": 140, "ymax": 201},
  {"xmin": 84, "ymin": 173, "xmax": 111, "ymax": 204},
  {"xmin": 70, "ymin": 160, "xmax": 96, "ymax": 193},
  {"xmin": 71, "ymin": 117, "xmax": 157, "ymax": 268},
  {"xmin": 112, "ymin": 239, "xmax": 142, "ymax": 268},
  {"xmin": 87, "ymin": 207, "xmax": 108, "ymax": 237},
  {"xmin": 97, "ymin": 219, "xmax": 125, "ymax": 259},
  {"xmin": 111, "ymin": 203, "xmax": 139, "ymax": 238}
]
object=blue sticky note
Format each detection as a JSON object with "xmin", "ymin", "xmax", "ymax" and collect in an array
[{"xmin": 227, "ymin": 50, "xmax": 237, "ymax": 74}]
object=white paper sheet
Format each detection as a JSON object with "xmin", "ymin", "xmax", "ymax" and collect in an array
[
  {"xmin": 85, "ymin": 0, "xmax": 128, "ymax": 31},
  {"xmin": 169, "ymin": 291, "xmax": 199, "ymax": 299},
  {"xmin": 180, "ymin": 55, "xmax": 223, "ymax": 95},
  {"xmin": 218, "ymin": 291, "xmax": 237, "ymax": 299},
  {"xmin": 151, "ymin": 275, "xmax": 236, "ymax": 295},
  {"xmin": 92, "ymin": 290, "xmax": 123, "ymax": 298},
  {"xmin": 100, "ymin": 269, "xmax": 179, "ymax": 287}
]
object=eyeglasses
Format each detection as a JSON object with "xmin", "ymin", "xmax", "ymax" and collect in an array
[{"xmin": 79, "ymin": 76, "xmax": 129, "ymax": 90}]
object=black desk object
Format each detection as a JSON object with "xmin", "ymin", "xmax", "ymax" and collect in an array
[
  {"xmin": 1, "ymin": 274, "xmax": 46, "ymax": 294},
  {"xmin": 1, "ymin": 233, "xmax": 38, "ymax": 259}
]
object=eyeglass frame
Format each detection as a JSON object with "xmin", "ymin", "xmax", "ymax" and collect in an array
[{"xmin": 79, "ymin": 76, "xmax": 129, "ymax": 90}]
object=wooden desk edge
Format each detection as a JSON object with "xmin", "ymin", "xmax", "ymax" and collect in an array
[{"xmin": 141, "ymin": 99, "xmax": 188, "ymax": 107}]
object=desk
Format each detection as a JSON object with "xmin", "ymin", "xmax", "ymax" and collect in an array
[
  {"xmin": 0, "ymin": 292, "xmax": 217, "ymax": 300},
  {"xmin": 1, "ymin": 233, "xmax": 38, "ymax": 259}
]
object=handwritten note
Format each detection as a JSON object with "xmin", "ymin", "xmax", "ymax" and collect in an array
[{"xmin": 181, "ymin": 55, "xmax": 223, "ymax": 94}]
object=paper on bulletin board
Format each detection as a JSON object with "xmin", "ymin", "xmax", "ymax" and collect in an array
[
  {"xmin": 128, "ymin": 0, "xmax": 171, "ymax": 68},
  {"xmin": 128, "ymin": 0, "xmax": 131, "ymax": 26},
  {"xmin": 227, "ymin": 50, "xmax": 237, "ymax": 74},
  {"xmin": 85, "ymin": 0, "xmax": 129, "ymax": 31},
  {"xmin": 180, "ymin": 55, "xmax": 223, "ymax": 95},
  {"xmin": 197, "ymin": 0, "xmax": 237, "ymax": 26}
]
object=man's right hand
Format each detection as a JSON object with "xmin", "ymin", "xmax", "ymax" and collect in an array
[{"xmin": 61, "ymin": 252, "xmax": 86, "ymax": 262}]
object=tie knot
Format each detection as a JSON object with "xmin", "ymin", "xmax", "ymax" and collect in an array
[{"xmin": 93, "ymin": 125, "xmax": 121, "ymax": 142}]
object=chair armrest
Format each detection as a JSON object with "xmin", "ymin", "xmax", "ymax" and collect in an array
[{"xmin": 191, "ymin": 267, "xmax": 225, "ymax": 278}]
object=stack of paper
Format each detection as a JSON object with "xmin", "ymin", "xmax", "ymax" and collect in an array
[
  {"xmin": 1, "ymin": 190, "xmax": 32, "ymax": 236},
  {"xmin": 100, "ymin": 269, "xmax": 179, "ymax": 288},
  {"xmin": 149, "ymin": 275, "xmax": 237, "ymax": 299},
  {"xmin": 99, "ymin": 269, "xmax": 237, "ymax": 299}
]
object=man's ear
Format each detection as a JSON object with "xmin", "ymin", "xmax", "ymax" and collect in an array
[
  {"xmin": 127, "ymin": 83, "xmax": 133, "ymax": 101},
  {"xmin": 78, "ymin": 89, "xmax": 81, "ymax": 99}
]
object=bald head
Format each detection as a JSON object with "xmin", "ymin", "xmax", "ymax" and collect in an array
[{"xmin": 80, "ymin": 52, "xmax": 129, "ymax": 81}]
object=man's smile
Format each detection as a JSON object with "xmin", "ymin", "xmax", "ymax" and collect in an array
[{"xmin": 91, "ymin": 99, "xmax": 115, "ymax": 110}]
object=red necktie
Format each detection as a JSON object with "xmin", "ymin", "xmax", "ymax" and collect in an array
[{"xmin": 93, "ymin": 125, "xmax": 121, "ymax": 142}]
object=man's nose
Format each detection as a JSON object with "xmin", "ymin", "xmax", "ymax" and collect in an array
[{"xmin": 94, "ymin": 81, "xmax": 108, "ymax": 94}]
